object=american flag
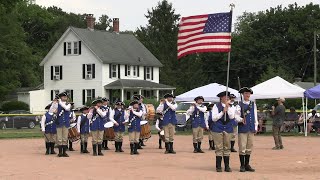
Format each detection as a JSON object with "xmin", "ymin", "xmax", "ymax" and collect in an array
[{"xmin": 177, "ymin": 12, "xmax": 232, "ymax": 59}]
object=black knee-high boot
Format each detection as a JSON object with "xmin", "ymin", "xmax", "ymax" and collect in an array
[
  {"xmin": 212, "ymin": 140, "xmax": 215, "ymax": 150},
  {"xmin": 83, "ymin": 142, "xmax": 90, "ymax": 153},
  {"xmin": 115, "ymin": 142, "xmax": 119, "ymax": 152},
  {"xmin": 57, "ymin": 145, "xmax": 63, "ymax": 157},
  {"xmin": 69, "ymin": 141, "xmax": 74, "ymax": 151},
  {"xmin": 45, "ymin": 142, "xmax": 50, "ymax": 155},
  {"xmin": 239, "ymin": 155, "xmax": 246, "ymax": 172},
  {"xmin": 134, "ymin": 143, "xmax": 140, "ymax": 155},
  {"xmin": 92, "ymin": 144, "xmax": 97, "ymax": 156},
  {"xmin": 130, "ymin": 143, "xmax": 134, "ymax": 155},
  {"xmin": 119, "ymin": 142, "xmax": 124, "ymax": 152},
  {"xmin": 223, "ymin": 156, "xmax": 232, "ymax": 172},
  {"xmin": 245, "ymin": 155, "xmax": 255, "ymax": 172},
  {"xmin": 62, "ymin": 145, "xmax": 69, "ymax": 157},
  {"xmin": 164, "ymin": 142, "xmax": 169, "ymax": 154},
  {"xmin": 169, "ymin": 142, "xmax": 176, "ymax": 154},
  {"xmin": 159, "ymin": 139, "xmax": 162, "ymax": 149},
  {"xmin": 216, "ymin": 156, "xmax": 222, "ymax": 172},
  {"xmin": 80, "ymin": 142, "xmax": 84, "ymax": 153},
  {"xmin": 50, "ymin": 142, "xmax": 56, "ymax": 154},
  {"xmin": 197, "ymin": 142, "xmax": 204, "ymax": 153},
  {"xmin": 140, "ymin": 139, "xmax": 146, "ymax": 146},
  {"xmin": 209, "ymin": 140, "xmax": 213, "ymax": 150},
  {"xmin": 98, "ymin": 144, "xmax": 104, "ymax": 156},
  {"xmin": 193, "ymin": 143, "xmax": 198, "ymax": 153}
]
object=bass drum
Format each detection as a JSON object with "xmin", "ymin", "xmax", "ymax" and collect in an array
[
  {"xmin": 68, "ymin": 123, "xmax": 80, "ymax": 142},
  {"xmin": 146, "ymin": 104, "xmax": 155, "ymax": 121},
  {"xmin": 140, "ymin": 120, "xmax": 151, "ymax": 140},
  {"xmin": 103, "ymin": 122, "xmax": 115, "ymax": 141}
]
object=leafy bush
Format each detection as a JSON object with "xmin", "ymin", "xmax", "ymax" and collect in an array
[{"xmin": 1, "ymin": 101, "xmax": 29, "ymax": 112}]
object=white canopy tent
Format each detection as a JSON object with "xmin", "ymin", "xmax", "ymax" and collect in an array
[
  {"xmin": 250, "ymin": 76, "xmax": 308, "ymax": 136},
  {"xmin": 175, "ymin": 83, "xmax": 239, "ymax": 102}
]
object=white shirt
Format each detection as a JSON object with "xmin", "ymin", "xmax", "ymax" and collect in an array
[
  {"xmin": 235, "ymin": 100, "xmax": 259, "ymax": 131},
  {"xmin": 157, "ymin": 100, "xmax": 178, "ymax": 113},
  {"xmin": 186, "ymin": 103, "xmax": 207, "ymax": 115},
  {"xmin": 211, "ymin": 103, "xmax": 235, "ymax": 122},
  {"xmin": 76, "ymin": 113, "xmax": 90, "ymax": 133},
  {"xmin": 87, "ymin": 107, "xmax": 107, "ymax": 120},
  {"xmin": 155, "ymin": 119, "xmax": 162, "ymax": 131},
  {"xmin": 124, "ymin": 109, "xmax": 143, "ymax": 123},
  {"xmin": 58, "ymin": 100, "xmax": 71, "ymax": 111}
]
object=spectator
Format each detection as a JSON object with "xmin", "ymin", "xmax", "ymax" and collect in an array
[
  {"xmin": 271, "ymin": 97, "xmax": 286, "ymax": 150},
  {"xmin": 306, "ymin": 110, "xmax": 320, "ymax": 133},
  {"xmin": 297, "ymin": 113, "xmax": 304, "ymax": 134},
  {"xmin": 283, "ymin": 107, "xmax": 298, "ymax": 132},
  {"xmin": 257, "ymin": 107, "xmax": 266, "ymax": 133}
]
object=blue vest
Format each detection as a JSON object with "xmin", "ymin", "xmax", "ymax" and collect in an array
[
  {"xmin": 56, "ymin": 103, "xmax": 71, "ymax": 128},
  {"xmin": 80, "ymin": 114, "xmax": 90, "ymax": 134},
  {"xmin": 162, "ymin": 103, "xmax": 177, "ymax": 126},
  {"xmin": 113, "ymin": 109, "xmax": 126, "ymax": 132},
  {"xmin": 238, "ymin": 102, "xmax": 256, "ymax": 133},
  {"xmin": 101, "ymin": 106, "xmax": 110, "ymax": 122},
  {"xmin": 211, "ymin": 103, "xmax": 236, "ymax": 133},
  {"xmin": 208, "ymin": 111, "xmax": 214, "ymax": 129},
  {"xmin": 90, "ymin": 107, "xmax": 106, "ymax": 131},
  {"xmin": 191, "ymin": 106, "xmax": 206, "ymax": 128},
  {"xmin": 128, "ymin": 111, "xmax": 141, "ymax": 133},
  {"xmin": 45, "ymin": 112, "xmax": 57, "ymax": 134}
]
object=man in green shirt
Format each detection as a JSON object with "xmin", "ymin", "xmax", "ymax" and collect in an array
[{"xmin": 271, "ymin": 97, "xmax": 286, "ymax": 150}]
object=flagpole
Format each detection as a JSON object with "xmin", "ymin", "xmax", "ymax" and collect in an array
[{"xmin": 224, "ymin": 4, "xmax": 234, "ymax": 121}]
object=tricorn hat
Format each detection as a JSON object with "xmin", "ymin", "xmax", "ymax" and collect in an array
[
  {"xmin": 194, "ymin": 96, "xmax": 204, "ymax": 101},
  {"xmin": 164, "ymin": 93, "xmax": 175, "ymax": 99},
  {"xmin": 239, "ymin": 87, "xmax": 253, "ymax": 94},
  {"xmin": 217, "ymin": 91, "xmax": 231, "ymax": 98}
]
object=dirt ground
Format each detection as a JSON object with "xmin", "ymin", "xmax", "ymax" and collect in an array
[{"xmin": 0, "ymin": 135, "xmax": 319, "ymax": 180}]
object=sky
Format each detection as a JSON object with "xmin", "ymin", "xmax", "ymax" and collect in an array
[{"xmin": 36, "ymin": 0, "xmax": 319, "ymax": 31}]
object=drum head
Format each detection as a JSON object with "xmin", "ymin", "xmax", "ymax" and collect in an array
[
  {"xmin": 104, "ymin": 122, "xmax": 114, "ymax": 128},
  {"xmin": 160, "ymin": 130, "xmax": 164, "ymax": 136},
  {"xmin": 140, "ymin": 120, "xmax": 148, "ymax": 125},
  {"xmin": 70, "ymin": 123, "xmax": 77, "ymax": 128}
]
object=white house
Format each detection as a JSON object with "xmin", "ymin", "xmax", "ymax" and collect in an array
[{"xmin": 19, "ymin": 15, "xmax": 175, "ymax": 112}]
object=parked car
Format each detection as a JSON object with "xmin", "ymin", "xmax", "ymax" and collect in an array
[{"xmin": 0, "ymin": 110, "xmax": 40, "ymax": 129}]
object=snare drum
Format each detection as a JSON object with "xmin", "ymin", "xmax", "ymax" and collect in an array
[
  {"xmin": 104, "ymin": 122, "xmax": 115, "ymax": 141},
  {"xmin": 140, "ymin": 120, "xmax": 151, "ymax": 140},
  {"xmin": 68, "ymin": 123, "xmax": 80, "ymax": 142},
  {"xmin": 146, "ymin": 104, "xmax": 155, "ymax": 121}
]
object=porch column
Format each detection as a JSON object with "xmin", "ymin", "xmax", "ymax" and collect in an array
[
  {"xmin": 139, "ymin": 89, "xmax": 142, "ymax": 95},
  {"xmin": 121, "ymin": 88, "xmax": 124, "ymax": 101},
  {"xmin": 171, "ymin": 89, "xmax": 174, "ymax": 95},
  {"xmin": 156, "ymin": 90, "xmax": 159, "ymax": 101}
]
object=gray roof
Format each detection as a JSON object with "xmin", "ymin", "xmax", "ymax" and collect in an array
[
  {"xmin": 294, "ymin": 82, "xmax": 320, "ymax": 90},
  {"xmin": 104, "ymin": 79, "xmax": 175, "ymax": 90},
  {"xmin": 71, "ymin": 27, "xmax": 163, "ymax": 67},
  {"xmin": 16, "ymin": 83, "xmax": 44, "ymax": 93}
]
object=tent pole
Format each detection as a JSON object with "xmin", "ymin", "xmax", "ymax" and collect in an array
[
  {"xmin": 302, "ymin": 97, "xmax": 306, "ymax": 137},
  {"xmin": 305, "ymin": 98, "xmax": 308, "ymax": 137}
]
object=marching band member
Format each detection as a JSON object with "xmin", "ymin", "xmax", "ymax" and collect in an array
[
  {"xmin": 88, "ymin": 99, "xmax": 107, "ymax": 156},
  {"xmin": 133, "ymin": 94, "xmax": 147, "ymax": 148},
  {"xmin": 108, "ymin": 100, "xmax": 124, "ymax": 153},
  {"xmin": 186, "ymin": 96, "xmax": 208, "ymax": 153},
  {"xmin": 206, "ymin": 104, "xmax": 215, "ymax": 150},
  {"xmin": 77, "ymin": 106, "xmax": 90, "ymax": 154},
  {"xmin": 211, "ymin": 91, "xmax": 237, "ymax": 172},
  {"xmin": 229, "ymin": 94, "xmax": 238, "ymax": 153},
  {"xmin": 101, "ymin": 98, "xmax": 111, "ymax": 150},
  {"xmin": 155, "ymin": 112, "xmax": 164, "ymax": 149},
  {"xmin": 68, "ymin": 102, "xmax": 76, "ymax": 151},
  {"xmin": 55, "ymin": 92, "xmax": 72, "ymax": 157},
  {"xmin": 40, "ymin": 104, "xmax": 57, "ymax": 155},
  {"xmin": 125, "ymin": 101, "xmax": 143, "ymax": 155},
  {"xmin": 236, "ymin": 87, "xmax": 257, "ymax": 172},
  {"xmin": 157, "ymin": 93, "xmax": 177, "ymax": 154}
]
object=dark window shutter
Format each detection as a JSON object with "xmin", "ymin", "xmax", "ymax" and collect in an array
[
  {"xmin": 82, "ymin": 64, "xmax": 85, "ymax": 79},
  {"xmin": 144, "ymin": 66, "xmax": 146, "ymax": 80},
  {"xmin": 109, "ymin": 90, "xmax": 112, "ymax": 102},
  {"xmin": 92, "ymin": 64, "xmax": 95, "ymax": 79},
  {"xmin": 109, "ymin": 64, "xmax": 112, "ymax": 78},
  {"xmin": 82, "ymin": 90, "xmax": 86, "ymax": 105},
  {"xmin": 59, "ymin": 66, "xmax": 63, "ymax": 80},
  {"xmin": 151, "ymin": 67, "xmax": 154, "ymax": 80},
  {"xmin": 125, "ymin": 65, "xmax": 127, "ymax": 76},
  {"xmin": 64, "ymin": 42, "xmax": 66, "ymax": 56},
  {"xmin": 137, "ymin": 66, "xmax": 140, "ymax": 77},
  {"xmin": 51, "ymin": 66, "xmax": 53, "ymax": 80},
  {"xmin": 71, "ymin": 90, "xmax": 73, "ymax": 101},
  {"xmin": 78, "ymin": 41, "xmax": 81, "ymax": 55},
  {"xmin": 118, "ymin": 64, "xmax": 120, "ymax": 79},
  {"xmin": 92, "ymin": 89, "xmax": 95, "ymax": 99},
  {"xmin": 51, "ymin": 90, "xmax": 53, "ymax": 100}
]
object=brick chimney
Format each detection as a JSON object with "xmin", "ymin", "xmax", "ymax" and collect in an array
[
  {"xmin": 113, "ymin": 18, "xmax": 119, "ymax": 33},
  {"xmin": 86, "ymin": 14, "xmax": 95, "ymax": 30}
]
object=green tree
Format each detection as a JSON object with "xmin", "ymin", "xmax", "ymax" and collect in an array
[{"xmin": 256, "ymin": 65, "xmax": 294, "ymax": 84}]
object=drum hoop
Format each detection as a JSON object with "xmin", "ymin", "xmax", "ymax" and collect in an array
[{"xmin": 140, "ymin": 120, "xmax": 148, "ymax": 125}]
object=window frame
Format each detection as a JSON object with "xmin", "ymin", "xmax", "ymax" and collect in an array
[
  {"xmin": 146, "ymin": 67, "xmax": 151, "ymax": 80},
  {"xmin": 67, "ymin": 42, "xmax": 72, "ymax": 55},
  {"xmin": 133, "ymin": 66, "xmax": 137, "ymax": 77},
  {"xmin": 86, "ymin": 89, "xmax": 92, "ymax": 102},
  {"xmin": 112, "ymin": 64, "xmax": 117, "ymax": 78},
  {"xmin": 73, "ymin": 41, "xmax": 79, "ymax": 54},
  {"xmin": 54, "ymin": 66, "xmax": 60, "ymax": 77},
  {"xmin": 127, "ymin": 65, "xmax": 131, "ymax": 76}
]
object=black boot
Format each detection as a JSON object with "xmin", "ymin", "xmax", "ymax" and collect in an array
[
  {"xmin": 169, "ymin": 142, "xmax": 176, "ymax": 154},
  {"xmin": 193, "ymin": 143, "xmax": 198, "ymax": 153},
  {"xmin": 209, "ymin": 140, "xmax": 213, "ymax": 150},
  {"xmin": 224, "ymin": 156, "xmax": 232, "ymax": 172},
  {"xmin": 130, "ymin": 143, "xmax": 134, "ymax": 155},
  {"xmin": 103, "ymin": 140, "xmax": 110, "ymax": 150},
  {"xmin": 245, "ymin": 155, "xmax": 255, "ymax": 172},
  {"xmin": 45, "ymin": 142, "xmax": 50, "ymax": 155},
  {"xmin": 231, "ymin": 141, "xmax": 237, "ymax": 152},
  {"xmin": 57, "ymin": 145, "xmax": 63, "ymax": 157},
  {"xmin": 164, "ymin": 142, "xmax": 169, "ymax": 154},
  {"xmin": 212, "ymin": 140, "xmax": 215, "ymax": 150},
  {"xmin": 83, "ymin": 142, "xmax": 90, "ymax": 153},
  {"xmin": 198, "ymin": 142, "xmax": 204, "ymax": 153},
  {"xmin": 115, "ymin": 142, "xmax": 119, "ymax": 152},
  {"xmin": 134, "ymin": 143, "xmax": 140, "ymax": 155},
  {"xmin": 63, "ymin": 145, "xmax": 69, "ymax": 157},
  {"xmin": 92, "ymin": 144, "xmax": 97, "ymax": 156},
  {"xmin": 137, "ymin": 140, "xmax": 143, "ymax": 149},
  {"xmin": 239, "ymin": 155, "xmax": 246, "ymax": 172},
  {"xmin": 69, "ymin": 141, "xmax": 75, "ymax": 151},
  {"xmin": 159, "ymin": 139, "xmax": 162, "ymax": 149},
  {"xmin": 119, "ymin": 142, "xmax": 124, "ymax": 152},
  {"xmin": 80, "ymin": 143, "xmax": 84, "ymax": 153},
  {"xmin": 50, "ymin": 142, "xmax": 56, "ymax": 154},
  {"xmin": 98, "ymin": 144, "xmax": 104, "ymax": 156},
  {"xmin": 140, "ymin": 139, "xmax": 146, "ymax": 146},
  {"xmin": 216, "ymin": 156, "xmax": 222, "ymax": 172}
]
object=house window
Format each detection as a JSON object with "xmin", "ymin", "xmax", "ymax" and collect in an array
[
  {"xmin": 67, "ymin": 42, "xmax": 72, "ymax": 55},
  {"xmin": 53, "ymin": 90, "xmax": 59, "ymax": 98},
  {"xmin": 133, "ymin": 66, "xmax": 137, "ymax": 77},
  {"xmin": 146, "ymin": 67, "xmax": 151, "ymax": 80},
  {"xmin": 73, "ymin": 42, "xmax": 78, "ymax": 54},
  {"xmin": 65, "ymin": 89, "xmax": 73, "ymax": 100},
  {"xmin": 86, "ymin": 64, "xmax": 92, "ymax": 79},
  {"xmin": 112, "ymin": 64, "xmax": 117, "ymax": 78},
  {"xmin": 86, "ymin": 89, "xmax": 93, "ymax": 102},
  {"xmin": 127, "ymin": 65, "xmax": 131, "ymax": 76}
]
